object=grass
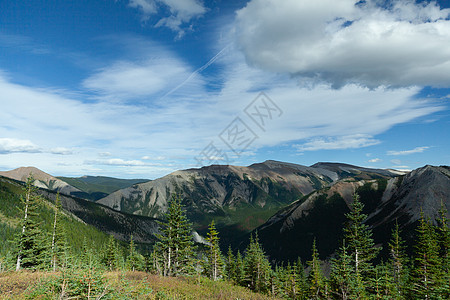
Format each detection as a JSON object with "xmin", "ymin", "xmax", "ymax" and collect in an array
[{"xmin": 0, "ymin": 271, "xmax": 279, "ymax": 300}]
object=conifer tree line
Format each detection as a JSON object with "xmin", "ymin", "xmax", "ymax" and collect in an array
[{"xmin": 2, "ymin": 175, "xmax": 449, "ymax": 299}]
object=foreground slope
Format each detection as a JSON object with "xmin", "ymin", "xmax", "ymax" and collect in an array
[{"xmin": 253, "ymin": 165, "xmax": 450, "ymax": 262}]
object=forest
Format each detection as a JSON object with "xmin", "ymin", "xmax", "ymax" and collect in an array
[{"xmin": 0, "ymin": 175, "xmax": 449, "ymax": 299}]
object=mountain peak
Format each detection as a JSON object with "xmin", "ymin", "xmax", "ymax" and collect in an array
[{"xmin": 0, "ymin": 166, "xmax": 56, "ymax": 182}]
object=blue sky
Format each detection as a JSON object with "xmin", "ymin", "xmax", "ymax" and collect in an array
[{"xmin": 0, "ymin": 0, "xmax": 449, "ymax": 179}]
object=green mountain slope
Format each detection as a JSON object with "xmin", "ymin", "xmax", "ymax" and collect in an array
[
  {"xmin": 0, "ymin": 176, "xmax": 110, "ymax": 263},
  {"xmin": 250, "ymin": 165, "xmax": 450, "ymax": 263}
]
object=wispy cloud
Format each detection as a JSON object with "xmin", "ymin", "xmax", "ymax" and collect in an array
[
  {"xmin": 295, "ymin": 134, "xmax": 380, "ymax": 151},
  {"xmin": 82, "ymin": 39, "xmax": 205, "ymax": 101},
  {"xmin": 387, "ymin": 146, "xmax": 430, "ymax": 156}
]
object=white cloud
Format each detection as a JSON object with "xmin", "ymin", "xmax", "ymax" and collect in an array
[
  {"xmin": 127, "ymin": 0, "xmax": 206, "ymax": 37},
  {"xmin": 368, "ymin": 158, "xmax": 381, "ymax": 163},
  {"xmin": 387, "ymin": 146, "xmax": 430, "ymax": 155},
  {"xmin": 295, "ymin": 134, "xmax": 381, "ymax": 151},
  {"xmin": 0, "ymin": 138, "xmax": 41, "ymax": 154},
  {"xmin": 50, "ymin": 147, "xmax": 74, "ymax": 155},
  {"xmin": 235, "ymin": 0, "xmax": 450, "ymax": 88}
]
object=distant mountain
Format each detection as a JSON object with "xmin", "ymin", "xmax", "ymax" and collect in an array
[
  {"xmin": 0, "ymin": 167, "xmax": 149, "ymax": 202},
  {"xmin": 57, "ymin": 175, "xmax": 149, "ymax": 201},
  {"xmin": 251, "ymin": 165, "xmax": 450, "ymax": 262},
  {"xmin": 0, "ymin": 167, "xmax": 82, "ymax": 196},
  {"xmin": 97, "ymin": 160, "xmax": 401, "ymax": 240}
]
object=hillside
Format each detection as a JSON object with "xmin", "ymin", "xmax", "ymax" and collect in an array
[
  {"xmin": 0, "ymin": 175, "xmax": 160, "ymax": 248},
  {"xmin": 57, "ymin": 175, "xmax": 149, "ymax": 201},
  {"xmin": 0, "ymin": 175, "xmax": 110, "ymax": 261},
  {"xmin": 0, "ymin": 167, "xmax": 82, "ymax": 196},
  {"xmin": 251, "ymin": 165, "xmax": 450, "ymax": 262}
]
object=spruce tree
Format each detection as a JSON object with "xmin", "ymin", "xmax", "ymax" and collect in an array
[
  {"xmin": 127, "ymin": 234, "xmax": 143, "ymax": 271},
  {"xmin": 225, "ymin": 246, "xmax": 235, "ymax": 282},
  {"xmin": 343, "ymin": 193, "xmax": 380, "ymax": 296},
  {"xmin": 387, "ymin": 221, "xmax": 409, "ymax": 298},
  {"xmin": 330, "ymin": 240, "xmax": 353, "ymax": 299},
  {"xmin": 50, "ymin": 193, "xmax": 67, "ymax": 271},
  {"xmin": 243, "ymin": 232, "xmax": 271, "ymax": 293},
  {"xmin": 15, "ymin": 175, "xmax": 46, "ymax": 271},
  {"xmin": 436, "ymin": 202, "xmax": 450, "ymax": 298},
  {"xmin": 205, "ymin": 220, "xmax": 224, "ymax": 281},
  {"xmin": 307, "ymin": 238, "xmax": 327, "ymax": 299},
  {"xmin": 235, "ymin": 250, "xmax": 245, "ymax": 285},
  {"xmin": 411, "ymin": 212, "xmax": 442, "ymax": 299},
  {"xmin": 102, "ymin": 235, "xmax": 118, "ymax": 271},
  {"xmin": 294, "ymin": 257, "xmax": 308, "ymax": 300},
  {"xmin": 155, "ymin": 194, "xmax": 196, "ymax": 277}
]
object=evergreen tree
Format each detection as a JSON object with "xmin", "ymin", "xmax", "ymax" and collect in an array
[
  {"xmin": 235, "ymin": 250, "xmax": 245, "ymax": 286},
  {"xmin": 411, "ymin": 212, "xmax": 442, "ymax": 299},
  {"xmin": 50, "ymin": 193, "xmax": 67, "ymax": 271},
  {"xmin": 225, "ymin": 246, "xmax": 235, "ymax": 282},
  {"xmin": 387, "ymin": 221, "xmax": 409, "ymax": 298},
  {"xmin": 436, "ymin": 202, "xmax": 450, "ymax": 298},
  {"xmin": 343, "ymin": 193, "xmax": 380, "ymax": 297},
  {"xmin": 307, "ymin": 238, "xmax": 327, "ymax": 299},
  {"xmin": 204, "ymin": 220, "xmax": 224, "ymax": 281},
  {"xmin": 127, "ymin": 234, "xmax": 143, "ymax": 271},
  {"xmin": 243, "ymin": 232, "xmax": 271, "ymax": 293},
  {"xmin": 330, "ymin": 240, "xmax": 353, "ymax": 299},
  {"xmin": 294, "ymin": 257, "xmax": 308, "ymax": 300},
  {"xmin": 15, "ymin": 175, "xmax": 47, "ymax": 271},
  {"xmin": 155, "ymin": 194, "xmax": 196, "ymax": 277},
  {"xmin": 102, "ymin": 235, "xmax": 118, "ymax": 271}
]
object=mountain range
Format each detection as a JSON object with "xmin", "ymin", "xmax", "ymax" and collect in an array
[{"xmin": 1, "ymin": 161, "xmax": 448, "ymax": 263}]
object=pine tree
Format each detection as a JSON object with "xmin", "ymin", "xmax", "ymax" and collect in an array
[
  {"xmin": 411, "ymin": 212, "xmax": 442, "ymax": 299},
  {"xmin": 243, "ymin": 232, "xmax": 271, "ymax": 293},
  {"xmin": 155, "ymin": 194, "xmax": 196, "ymax": 277},
  {"xmin": 343, "ymin": 193, "xmax": 380, "ymax": 297},
  {"xmin": 15, "ymin": 175, "xmax": 47, "ymax": 271},
  {"xmin": 204, "ymin": 220, "xmax": 224, "ymax": 281},
  {"xmin": 307, "ymin": 238, "xmax": 327, "ymax": 299}
]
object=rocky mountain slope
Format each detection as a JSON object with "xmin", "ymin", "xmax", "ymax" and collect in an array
[
  {"xmin": 0, "ymin": 167, "xmax": 82, "ymax": 196},
  {"xmin": 251, "ymin": 165, "xmax": 450, "ymax": 262},
  {"xmin": 97, "ymin": 160, "xmax": 400, "ymax": 235}
]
